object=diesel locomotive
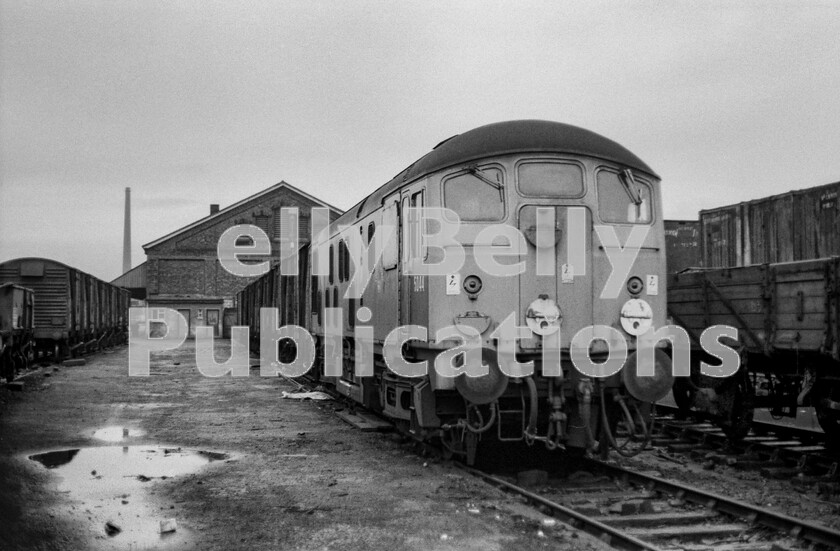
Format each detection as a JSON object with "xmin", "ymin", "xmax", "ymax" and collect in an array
[{"xmin": 238, "ymin": 120, "xmax": 675, "ymax": 463}]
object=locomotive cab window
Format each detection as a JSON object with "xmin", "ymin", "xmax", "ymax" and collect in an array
[
  {"xmin": 444, "ymin": 166, "xmax": 505, "ymax": 221},
  {"xmin": 517, "ymin": 161, "xmax": 584, "ymax": 197},
  {"xmin": 596, "ymin": 169, "xmax": 652, "ymax": 224}
]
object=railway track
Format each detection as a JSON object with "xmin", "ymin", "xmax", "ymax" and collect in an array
[
  {"xmin": 650, "ymin": 406, "xmax": 840, "ymax": 499},
  {"xmin": 282, "ymin": 375, "xmax": 840, "ymax": 549},
  {"xmin": 463, "ymin": 458, "xmax": 840, "ymax": 550}
]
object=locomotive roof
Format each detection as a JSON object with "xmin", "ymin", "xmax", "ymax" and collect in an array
[{"xmin": 344, "ymin": 119, "xmax": 658, "ymax": 222}]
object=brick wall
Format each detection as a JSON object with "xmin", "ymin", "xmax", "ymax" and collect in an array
[{"xmin": 146, "ymin": 186, "xmax": 341, "ymax": 301}]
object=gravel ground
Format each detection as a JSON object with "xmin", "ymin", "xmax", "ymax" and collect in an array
[{"xmin": 0, "ymin": 341, "xmax": 608, "ymax": 551}]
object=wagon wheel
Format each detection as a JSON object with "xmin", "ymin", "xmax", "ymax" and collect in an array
[
  {"xmin": 815, "ymin": 383, "xmax": 840, "ymax": 445},
  {"xmin": 12, "ymin": 350, "xmax": 27, "ymax": 376},
  {"xmin": 278, "ymin": 338, "xmax": 298, "ymax": 365},
  {"xmin": 716, "ymin": 369, "xmax": 754, "ymax": 441},
  {"xmin": 0, "ymin": 348, "xmax": 15, "ymax": 382}
]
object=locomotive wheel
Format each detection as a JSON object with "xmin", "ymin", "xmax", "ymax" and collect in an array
[
  {"xmin": 815, "ymin": 383, "xmax": 840, "ymax": 444},
  {"xmin": 440, "ymin": 427, "xmax": 464, "ymax": 460},
  {"xmin": 716, "ymin": 370, "xmax": 754, "ymax": 441}
]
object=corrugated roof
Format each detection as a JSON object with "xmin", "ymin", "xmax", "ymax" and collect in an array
[{"xmin": 111, "ymin": 261, "xmax": 147, "ymax": 288}]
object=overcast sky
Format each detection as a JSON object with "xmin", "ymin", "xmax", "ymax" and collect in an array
[{"xmin": 2, "ymin": 1, "xmax": 839, "ymax": 281}]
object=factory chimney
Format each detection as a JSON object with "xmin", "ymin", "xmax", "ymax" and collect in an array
[{"xmin": 123, "ymin": 187, "xmax": 131, "ymax": 274}]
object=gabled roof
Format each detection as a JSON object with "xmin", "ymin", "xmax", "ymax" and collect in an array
[{"xmin": 143, "ymin": 181, "xmax": 343, "ymax": 250}]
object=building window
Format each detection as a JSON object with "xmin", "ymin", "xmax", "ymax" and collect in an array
[
  {"xmin": 273, "ymin": 208, "xmax": 282, "ymax": 239},
  {"xmin": 254, "ymin": 213, "xmax": 271, "ymax": 236}
]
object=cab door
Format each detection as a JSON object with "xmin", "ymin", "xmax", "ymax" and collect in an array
[
  {"xmin": 399, "ymin": 185, "xmax": 428, "ymax": 328},
  {"xmin": 513, "ymin": 158, "xmax": 594, "ymax": 355},
  {"xmin": 518, "ymin": 205, "xmax": 593, "ymax": 351}
]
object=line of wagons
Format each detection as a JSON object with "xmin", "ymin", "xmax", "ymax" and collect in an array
[{"xmin": 0, "ymin": 257, "xmax": 130, "ymax": 381}]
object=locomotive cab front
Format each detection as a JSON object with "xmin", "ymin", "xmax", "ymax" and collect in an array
[{"xmin": 410, "ymin": 125, "xmax": 672, "ymax": 459}]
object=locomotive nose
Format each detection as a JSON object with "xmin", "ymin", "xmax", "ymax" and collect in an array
[{"xmin": 622, "ymin": 348, "xmax": 674, "ymax": 403}]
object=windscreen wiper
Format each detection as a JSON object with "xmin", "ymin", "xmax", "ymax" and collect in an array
[
  {"xmin": 620, "ymin": 169, "xmax": 643, "ymax": 205},
  {"xmin": 466, "ymin": 165, "xmax": 504, "ymax": 200}
]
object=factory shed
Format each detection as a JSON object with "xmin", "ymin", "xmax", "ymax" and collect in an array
[{"xmin": 142, "ymin": 181, "xmax": 342, "ymax": 338}]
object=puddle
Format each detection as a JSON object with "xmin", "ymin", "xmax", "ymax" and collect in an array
[
  {"xmin": 92, "ymin": 426, "xmax": 145, "ymax": 442},
  {"xmin": 30, "ymin": 446, "xmax": 228, "ymax": 548}
]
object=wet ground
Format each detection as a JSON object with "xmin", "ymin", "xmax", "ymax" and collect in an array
[{"xmin": 0, "ymin": 341, "xmax": 604, "ymax": 551}]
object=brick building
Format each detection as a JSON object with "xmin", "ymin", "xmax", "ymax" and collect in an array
[{"xmin": 142, "ymin": 181, "xmax": 342, "ymax": 337}]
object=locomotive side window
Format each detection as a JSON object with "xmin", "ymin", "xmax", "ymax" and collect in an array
[
  {"xmin": 408, "ymin": 189, "xmax": 427, "ymax": 261},
  {"xmin": 517, "ymin": 161, "xmax": 584, "ymax": 197},
  {"xmin": 596, "ymin": 169, "xmax": 652, "ymax": 224},
  {"xmin": 329, "ymin": 244, "xmax": 335, "ymax": 284},
  {"xmin": 382, "ymin": 199, "xmax": 398, "ymax": 270},
  {"xmin": 444, "ymin": 166, "xmax": 505, "ymax": 221}
]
